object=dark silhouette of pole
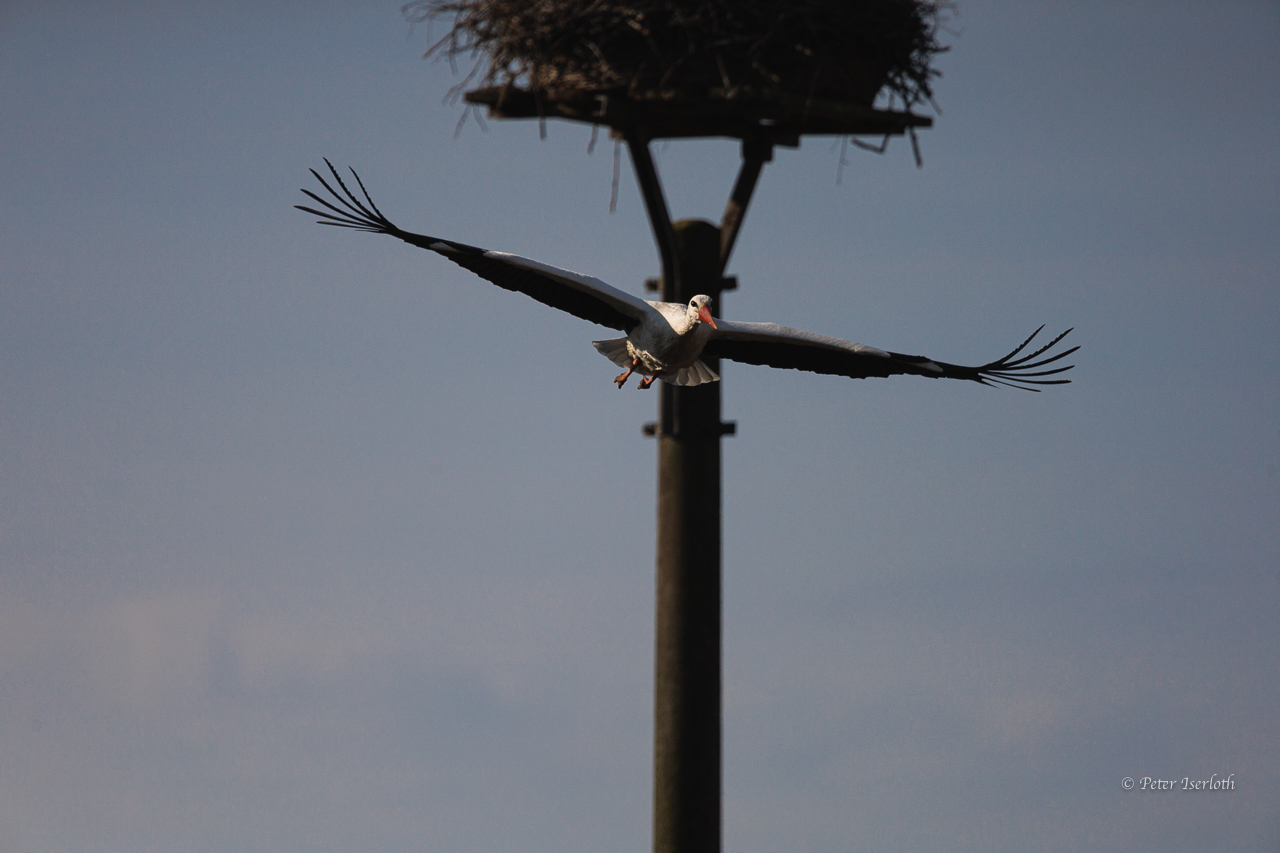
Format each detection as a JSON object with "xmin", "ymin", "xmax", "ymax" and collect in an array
[
  {"xmin": 652, "ymin": 220, "xmax": 730, "ymax": 853},
  {"xmin": 631, "ymin": 139, "xmax": 769, "ymax": 853}
]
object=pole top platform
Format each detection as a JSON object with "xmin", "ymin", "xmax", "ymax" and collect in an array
[{"xmin": 464, "ymin": 85, "xmax": 931, "ymax": 144}]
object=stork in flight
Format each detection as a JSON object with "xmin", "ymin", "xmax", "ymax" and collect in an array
[{"xmin": 297, "ymin": 161, "xmax": 1076, "ymax": 391}]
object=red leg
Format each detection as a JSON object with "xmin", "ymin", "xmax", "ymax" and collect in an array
[
  {"xmin": 614, "ymin": 358, "xmax": 640, "ymax": 389},
  {"xmin": 637, "ymin": 375, "xmax": 657, "ymax": 390}
]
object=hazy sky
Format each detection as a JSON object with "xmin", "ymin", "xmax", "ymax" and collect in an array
[{"xmin": 2, "ymin": 2, "xmax": 1277, "ymax": 851}]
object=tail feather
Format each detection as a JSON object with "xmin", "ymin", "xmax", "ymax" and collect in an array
[
  {"xmin": 592, "ymin": 338, "xmax": 632, "ymax": 368},
  {"xmin": 666, "ymin": 360, "xmax": 721, "ymax": 386}
]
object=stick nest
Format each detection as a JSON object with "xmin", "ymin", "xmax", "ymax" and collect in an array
[{"xmin": 406, "ymin": 0, "xmax": 949, "ymax": 109}]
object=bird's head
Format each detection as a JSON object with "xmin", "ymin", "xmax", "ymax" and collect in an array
[{"xmin": 687, "ymin": 295, "xmax": 717, "ymax": 329}]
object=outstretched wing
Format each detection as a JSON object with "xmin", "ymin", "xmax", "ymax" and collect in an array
[
  {"xmin": 296, "ymin": 160, "xmax": 656, "ymax": 333},
  {"xmin": 704, "ymin": 321, "xmax": 1077, "ymax": 390}
]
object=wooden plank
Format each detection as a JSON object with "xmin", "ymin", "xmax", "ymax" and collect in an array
[{"xmin": 464, "ymin": 85, "xmax": 931, "ymax": 141}]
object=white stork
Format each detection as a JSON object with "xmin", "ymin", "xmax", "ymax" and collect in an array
[{"xmin": 297, "ymin": 162, "xmax": 1076, "ymax": 391}]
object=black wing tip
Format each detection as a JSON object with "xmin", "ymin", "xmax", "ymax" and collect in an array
[
  {"xmin": 974, "ymin": 326, "xmax": 1077, "ymax": 391},
  {"xmin": 297, "ymin": 160, "xmax": 397, "ymax": 235}
]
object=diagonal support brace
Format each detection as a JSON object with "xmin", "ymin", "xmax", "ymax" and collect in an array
[
  {"xmin": 718, "ymin": 137, "xmax": 773, "ymax": 273},
  {"xmin": 625, "ymin": 132, "xmax": 682, "ymax": 301}
]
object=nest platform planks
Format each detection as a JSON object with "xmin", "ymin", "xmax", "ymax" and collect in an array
[
  {"xmin": 462, "ymin": 84, "xmax": 931, "ymax": 142},
  {"xmin": 408, "ymin": 0, "xmax": 944, "ymax": 140}
]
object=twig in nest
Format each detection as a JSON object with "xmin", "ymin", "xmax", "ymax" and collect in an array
[{"xmin": 850, "ymin": 135, "xmax": 891, "ymax": 154}]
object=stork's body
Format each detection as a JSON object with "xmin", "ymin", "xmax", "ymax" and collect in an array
[{"xmin": 595, "ymin": 296, "xmax": 720, "ymax": 389}]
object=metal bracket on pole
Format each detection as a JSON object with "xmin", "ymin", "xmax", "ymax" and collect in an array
[{"xmin": 642, "ymin": 419, "xmax": 736, "ymax": 439}]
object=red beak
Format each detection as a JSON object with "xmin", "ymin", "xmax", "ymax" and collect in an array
[{"xmin": 698, "ymin": 305, "xmax": 717, "ymax": 329}]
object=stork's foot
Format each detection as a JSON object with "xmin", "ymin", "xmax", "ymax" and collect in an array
[
  {"xmin": 614, "ymin": 358, "xmax": 641, "ymax": 389},
  {"xmin": 637, "ymin": 375, "xmax": 657, "ymax": 390}
]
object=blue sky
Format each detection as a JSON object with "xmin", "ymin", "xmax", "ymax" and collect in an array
[{"xmin": 1, "ymin": 2, "xmax": 1277, "ymax": 851}]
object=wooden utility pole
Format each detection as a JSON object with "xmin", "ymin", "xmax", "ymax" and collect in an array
[
  {"xmin": 635, "ymin": 139, "xmax": 768, "ymax": 853},
  {"xmin": 463, "ymin": 85, "xmax": 930, "ymax": 853},
  {"xmin": 652, "ymin": 220, "xmax": 732, "ymax": 853}
]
